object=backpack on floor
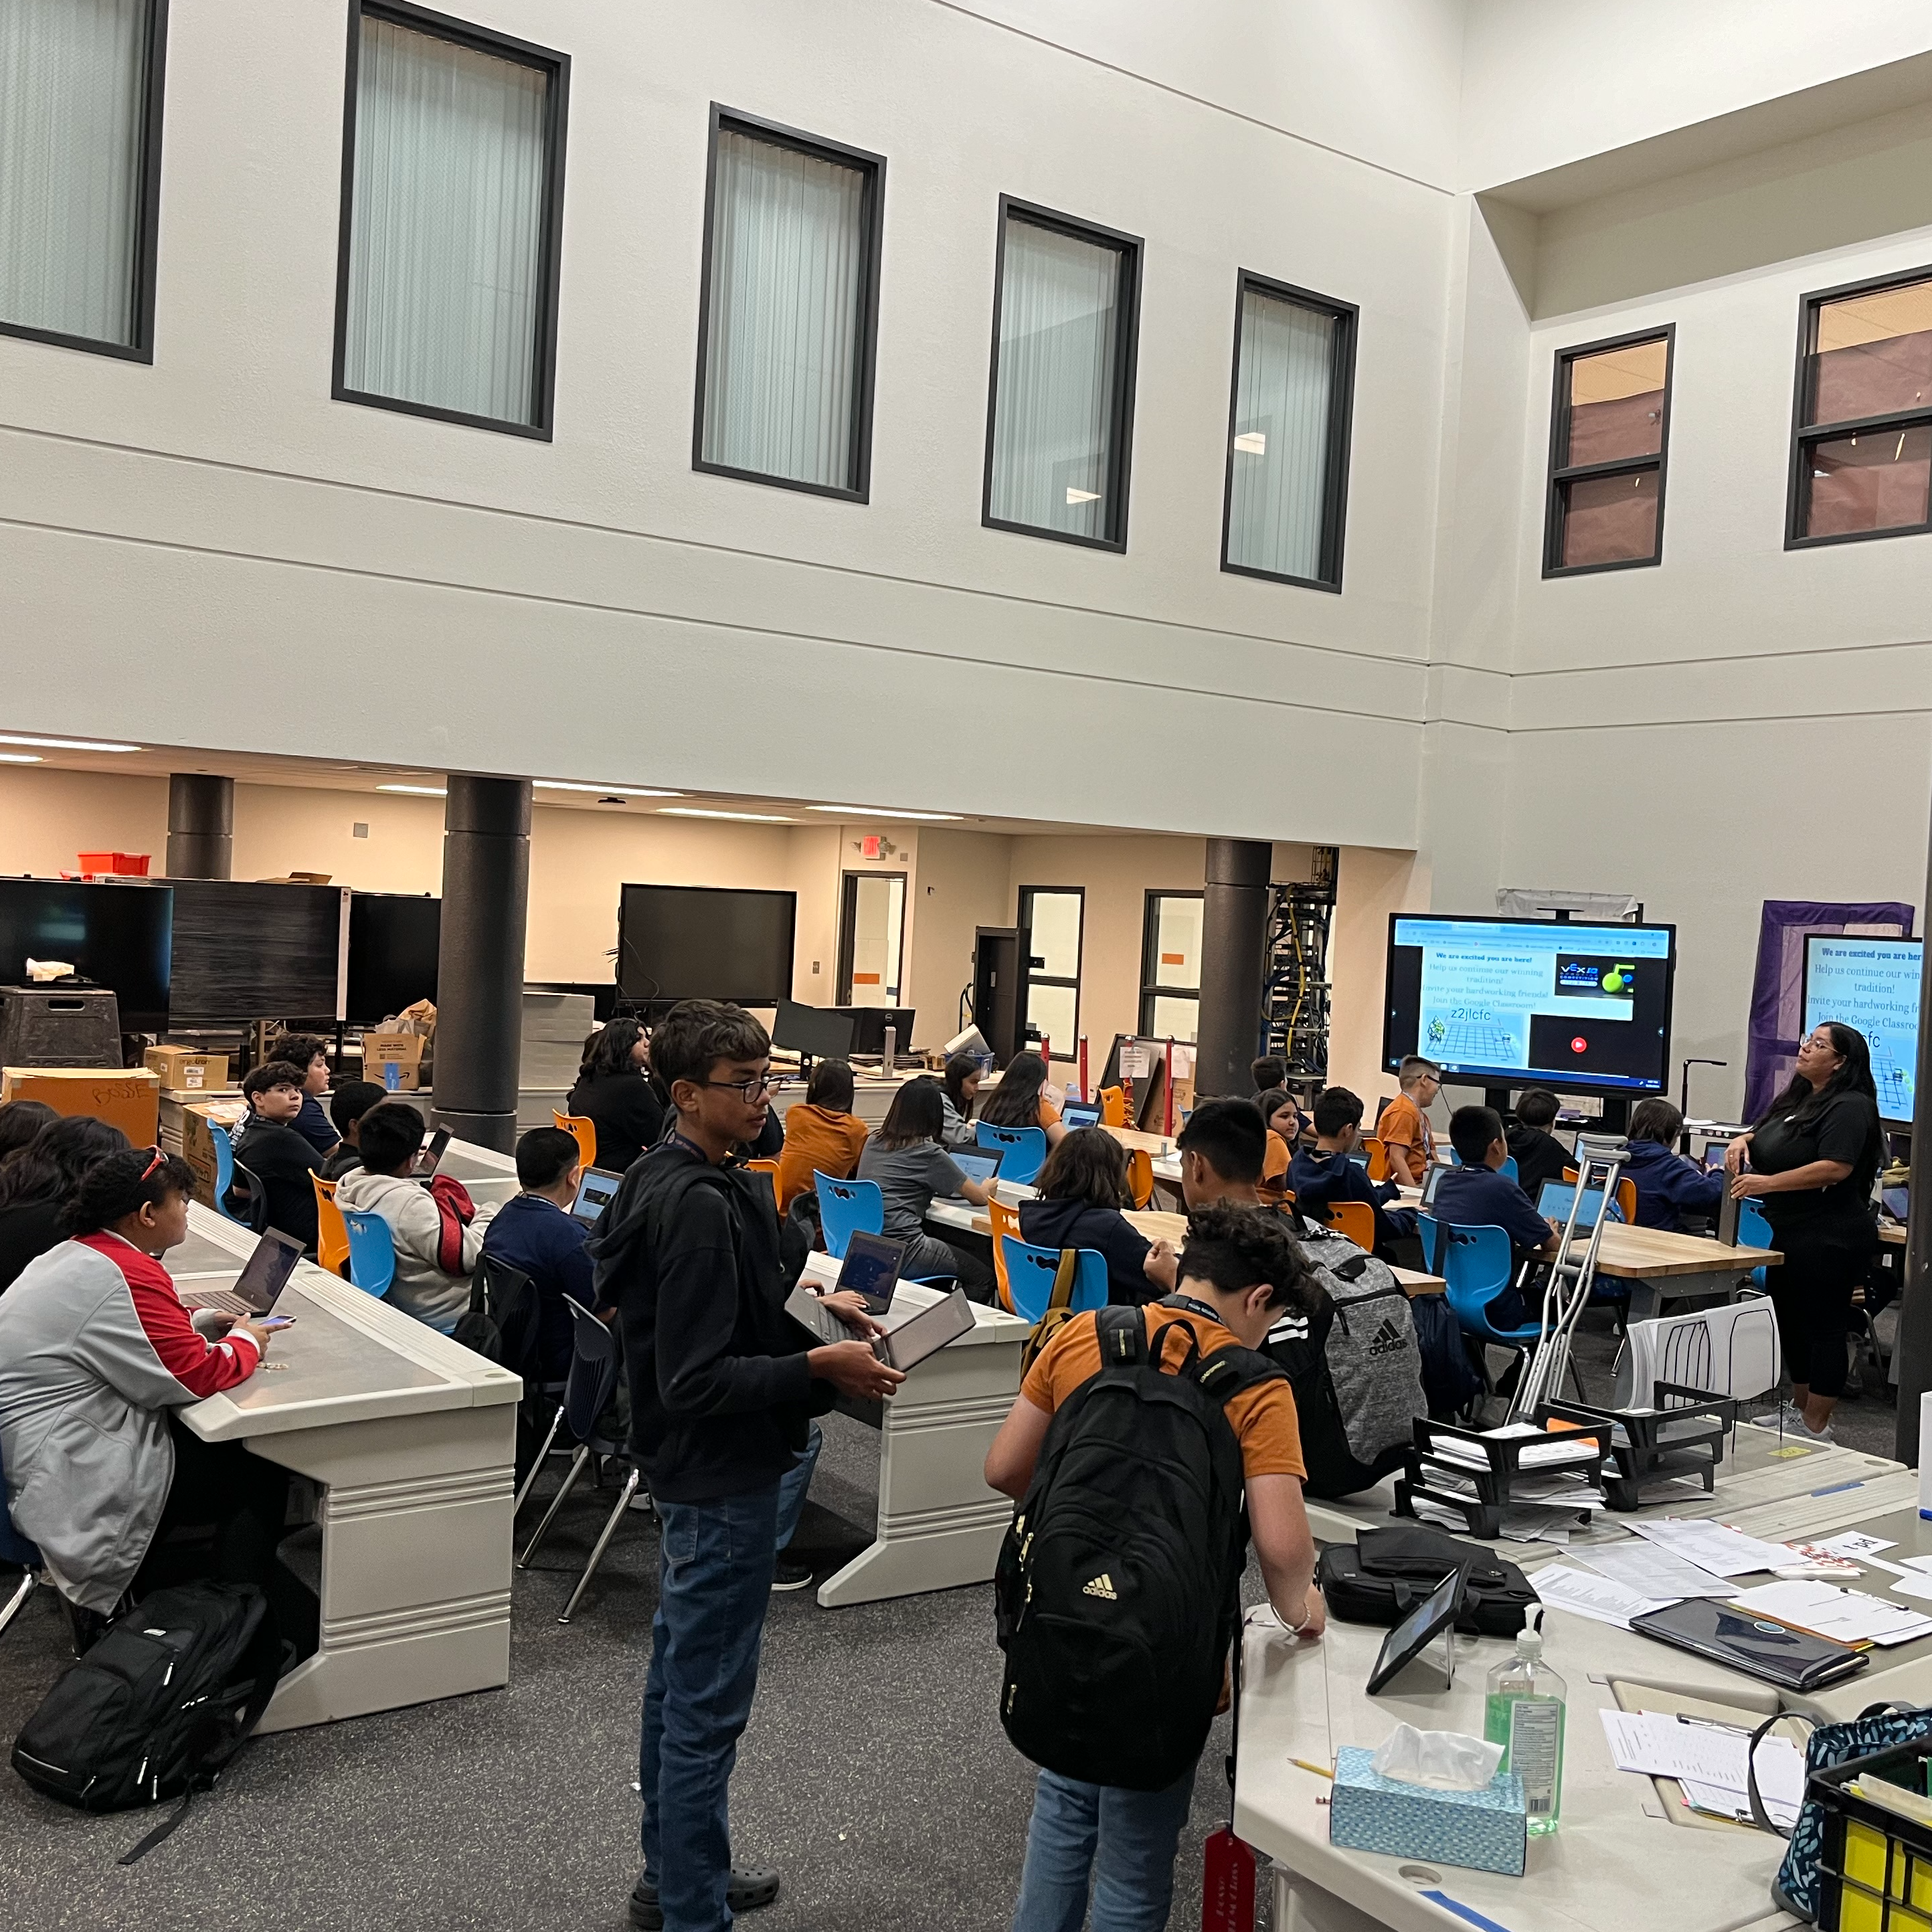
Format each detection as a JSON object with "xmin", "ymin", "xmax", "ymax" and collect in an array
[
  {"xmin": 12, "ymin": 1580, "xmax": 283, "ymax": 1860},
  {"xmin": 994, "ymin": 1304, "xmax": 1284, "ymax": 1793},
  {"xmin": 1316, "ymin": 1524, "xmax": 1539, "ymax": 1639}
]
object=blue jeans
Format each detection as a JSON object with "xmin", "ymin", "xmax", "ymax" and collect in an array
[
  {"xmin": 774, "ymin": 1420, "xmax": 822, "ymax": 1553},
  {"xmin": 1011, "ymin": 1762, "xmax": 1197, "ymax": 1932},
  {"xmin": 639, "ymin": 1482, "xmax": 781, "ymax": 1932}
]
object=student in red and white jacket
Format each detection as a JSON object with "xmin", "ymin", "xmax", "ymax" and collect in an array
[{"xmin": 0, "ymin": 1148, "xmax": 316, "ymax": 1654}]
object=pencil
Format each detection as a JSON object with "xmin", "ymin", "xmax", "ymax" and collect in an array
[{"xmin": 1291, "ymin": 1757, "xmax": 1335, "ymax": 1780}]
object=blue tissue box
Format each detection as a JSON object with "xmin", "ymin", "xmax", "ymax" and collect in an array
[{"xmin": 1328, "ymin": 1746, "xmax": 1527, "ymax": 1877}]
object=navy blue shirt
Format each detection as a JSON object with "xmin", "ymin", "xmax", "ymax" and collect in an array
[
  {"xmin": 1432, "ymin": 1164, "xmax": 1551, "ymax": 1261},
  {"xmin": 1623, "ymin": 1137, "xmax": 1725, "ymax": 1231},
  {"xmin": 292, "ymin": 1093, "xmax": 341, "ymax": 1157},
  {"xmin": 1286, "ymin": 1146, "xmax": 1413, "ymax": 1251},
  {"xmin": 482, "ymin": 1193, "xmax": 598, "ymax": 1380}
]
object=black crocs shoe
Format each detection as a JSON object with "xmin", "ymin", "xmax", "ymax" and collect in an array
[{"xmin": 629, "ymin": 1866, "xmax": 782, "ymax": 1928}]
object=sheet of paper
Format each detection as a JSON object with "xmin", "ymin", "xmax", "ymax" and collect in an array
[
  {"xmin": 1630, "ymin": 1518, "xmax": 1795, "ymax": 1578},
  {"xmin": 1888, "ymin": 1572, "xmax": 1932, "ymax": 1605},
  {"xmin": 1600, "ymin": 1710, "xmax": 1808, "ymax": 1809},
  {"xmin": 1731, "ymin": 1580, "xmax": 1932, "ymax": 1648},
  {"xmin": 1574, "ymin": 1539, "xmax": 1735, "ymax": 1600},
  {"xmin": 1815, "ymin": 1532, "xmax": 1899, "ymax": 1560},
  {"xmin": 1678, "ymin": 1778, "xmax": 1799, "ymax": 1830},
  {"xmin": 1530, "ymin": 1564, "xmax": 1670, "ymax": 1630}
]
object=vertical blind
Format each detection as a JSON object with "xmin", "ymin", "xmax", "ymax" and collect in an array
[
  {"xmin": 0, "ymin": 0, "xmax": 150, "ymax": 347},
  {"xmin": 701, "ymin": 127, "xmax": 869, "ymax": 491},
  {"xmin": 988, "ymin": 216, "xmax": 1125, "ymax": 540},
  {"xmin": 1227, "ymin": 286, "xmax": 1338, "ymax": 581},
  {"xmin": 343, "ymin": 13, "xmax": 549, "ymax": 426}
]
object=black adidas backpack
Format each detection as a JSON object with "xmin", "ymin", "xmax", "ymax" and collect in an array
[
  {"xmin": 13, "ymin": 1580, "xmax": 283, "ymax": 1860},
  {"xmin": 994, "ymin": 1302, "xmax": 1284, "ymax": 1793}
]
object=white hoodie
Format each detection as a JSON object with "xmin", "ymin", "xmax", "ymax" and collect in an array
[{"xmin": 335, "ymin": 1168, "xmax": 497, "ymax": 1332}]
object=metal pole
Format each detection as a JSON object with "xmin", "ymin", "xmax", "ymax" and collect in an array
[
  {"xmin": 165, "ymin": 774, "xmax": 233, "ymax": 880},
  {"xmin": 433, "ymin": 775, "xmax": 530, "ymax": 1154},
  {"xmin": 1195, "ymin": 837, "xmax": 1272, "ymax": 1100},
  {"xmin": 1895, "ymin": 870, "xmax": 1932, "ymax": 1463}
]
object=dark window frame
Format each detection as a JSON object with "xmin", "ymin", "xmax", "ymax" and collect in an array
[
  {"xmin": 331, "ymin": 0, "xmax": 570, "ymax": 440},
  {"xmin": 1785, "ymin": 262, "xmax": 1932, "ymax": 552},
  {"xmin": 1138, "ymin": 889, "xmax": 1203, "ymax": 1038},
  {"xmin": 1542, "ymin": 323, "xmax": 1675, "ymax": 578},
  {"xmin": 980, "ymin": 195, "xmax": 1144, "ymax": 554},
  {"xmin": 1018, "ymin": 884, "xmax": 1085, "ymax": 1057},
  {"xmin": 835, "ymin": 868, "xmax": 906, "ymax": 1005},
  {"xmin": 1219, "ymin": 268, "xmax": 1358, "ymax": 594},
  {"xmin": 0, "ymin": 0, "xmax": 169, "ymax": 363},
  {"xmin": 691, "ymin": 104, "xmax": 887, "ymax": 504}
]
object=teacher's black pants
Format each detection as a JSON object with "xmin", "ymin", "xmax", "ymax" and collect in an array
[{"xmin": 1767, "ymin": 1218, "xmax": 1873, "ymax": 1400}]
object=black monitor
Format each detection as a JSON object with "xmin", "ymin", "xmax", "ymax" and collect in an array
[
  {"xmin": 841, "ymin": 1006, "xmax": 915, "ymax": 1055},
  {"xmin": 1382, "ymin": 914, "xmax": 1676, "ymax": 1097},
  {"xmin": 617, "ymin": 884, "xmax": 796, "ymax": 1008},
  {"xmin": 774, "ymin": 998, "xmax": 857, "ymax": 1061},
  {"xmin": 346, "ymin": 893, "xmax": 439, "ymax": 1027},
  {"xmin": 0, "ymin": 879, "xmax": 173, "ymax": 1030},
  {"xmin": 167, "ymin": 880, "xmax": 345, "ymax": 1023}
]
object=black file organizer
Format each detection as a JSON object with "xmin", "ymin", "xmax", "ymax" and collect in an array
[
  {"xmin": 1392, "ymin": 1415, "xmax": 1616, "ymax": 1541},
  {"xmin": 1538, "ymin": 1383, "xmax": 1739, "ymax": 1512}
]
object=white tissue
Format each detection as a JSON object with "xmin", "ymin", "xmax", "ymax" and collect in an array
[{"xmin": 1369, "ymin": 1723, "xmax": 1504, "ymax": 1791}]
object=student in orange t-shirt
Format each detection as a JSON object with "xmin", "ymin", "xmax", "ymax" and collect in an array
[
  {"xmin": 774, "ymin": 1059, "xmax": 869, "ymax": 1210},
  {"xmin": 985, "ymin": 1203, "xmax": 1325, "ymax": 1932},
  {"xmin": 1257, "ymin": 1089, "xmax": 1298, "ymax": 1196},
  {"xmin": 977, "ymin": 1049, "xmax": 1067, "ymax": 1149},
  {"xmin": 1377, "ymin": 1055, "xmax": 1443, "ymax": 1186}
]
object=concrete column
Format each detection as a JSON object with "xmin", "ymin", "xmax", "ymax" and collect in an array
[
  {"xmin": 165, "ymin": 774, "xmax": 233, "ymax": 879},
  {"xmin": 1193, "ymin": 839, "xmax": 1274, "ymax": 1103},
  {"xmin": 433, "ymin": 776, "xmax": 530, "ymax": 1153}
]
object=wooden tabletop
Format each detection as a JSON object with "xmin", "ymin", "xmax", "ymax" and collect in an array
[
  {"xmin": 1120, "ymin": 1210, "xmax": 1445, "ymax": 1297},
  {"xmin": 1102, "ymin": 1125, "xmax": 1176, "ymax": 1156}
]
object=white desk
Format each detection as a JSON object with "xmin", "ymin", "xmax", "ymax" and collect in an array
[
  {"xmin": 798, "ymin": 1251, "xmax": 1027, "ymax": 1607},
  {"xmin": 173, "ymin": 1205, "xmax": 521, "ymax": 1733}
]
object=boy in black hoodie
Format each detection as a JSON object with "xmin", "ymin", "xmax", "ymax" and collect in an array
[{"xmin": 592, "ymin": 1000, "xmax": 901, "ymax": 1932}]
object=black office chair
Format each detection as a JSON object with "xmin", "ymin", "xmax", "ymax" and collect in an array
[
  {"xmin": 515, "ymin": 1298, "xmax": 645, "ymax": 1623},
  {"xmin": 222, "ymin": 1158, "xmax": 268, "ymax": 1235}
]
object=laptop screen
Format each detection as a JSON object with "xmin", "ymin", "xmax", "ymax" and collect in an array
[
  {"xmin": 1420, "ymin": 1164, "xmax": 1448, "ymax": 1207},
  {"xmin": 950, "ymin": 1150, "xmax": 1000, "ymax": 1189},
  {"xmin": 1884, "ymin": 1184, "xmax": 1910, "ymax": 1222},
  {"xmin": 414, "ymin": 1126, "xmax": 452, "ymax": 1178},
  {"xmin": 1704, "ymin": 1144, "xmax": 1729, "ymax": 1172},
  {"xmin": 837, "ymin": 1230, "xmax": 906, "ymax": 1313},
  {"xmin": 1061, "ymin": 1104, "xmax": 1101, "ymax": 1130},
  {"xmin": 229, "ymin": 1229, "xmax": 304, "ymax": 1315},
  {"xmin": 572, "ymin": 1167, "xmax": 623, "ymax": 1225}
]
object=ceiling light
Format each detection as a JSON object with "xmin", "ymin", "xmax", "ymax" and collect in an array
[
  {"xmin": 379, "ymin": 783, "xmax": 447, "ymax": 796},
  {"xmin": 806, "ymin": 805, "xmax": 962, "ymax": 821},
  {"xmin": 0, "ymin": 733, "xmax": 142, "ymax": 753},
  {"xmin": 658, "ymin": 806, "xmax": 795, "ymax": 824},
  {"xmin": 0, "ymin": 753, "xmax": 43, "ymax": 764},
  {"xmin": 1233, "ymin": 431, "xmax": 1267, "ymax": 456},
  {"xmin": 1065, "ymin": 487, "xmax": 1102, "ymax": 505},
  {"xmin": 535, "ymin": 781, "xmax": 683, "ymax": 798}
]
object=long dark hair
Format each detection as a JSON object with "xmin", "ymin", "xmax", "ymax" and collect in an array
[
  {"xmin": 1035, "ymin": 1128, "xmax": 1130, "ymax": 1210},
  {"xmin": 942, "ymin": 1053, "xmax": 981, "ymax": 1120},
  {"xmin": 980, "ymin": 1049, "xmax": 1049, "ymax": 1128},
  {"xmin": 0, "ymin": 1116, "xmax": 131, "ymax": 1212},
  {"xmin": 875, "ymin": 1077, "xmax": 945, "ymax": 1151},
  {"xmin": 578, "ymin": 1017, "xmax": 646, "ymax": 1084},
  {"xmin": 1759, "ymin": 1021, "xmax": 1878, "ymax": 1126},
  {"xmin": 0, "ymin": 1099, "xmax": 58, "ymax": 1166}
]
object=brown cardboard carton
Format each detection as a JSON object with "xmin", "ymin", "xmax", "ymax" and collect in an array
[
  {"xmin": 143, "ymin": 1045, "xmax": 231, "ymax": 1093},
  {"xmin": 179, "ymin": 1096, "xmax": 250, "ymax": 1207},
  {"xmin": 363, "ymin": 1031, "xmax": 426, "ymax": 1091},
  {"xmin": 1, "ymin": 1066, "xmax": 161, "ymax": 1146}
]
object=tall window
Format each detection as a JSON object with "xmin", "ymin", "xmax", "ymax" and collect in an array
[
  {"xmin": 1789, "ymin": 269, "xmax": 1932, "ymax": 547},
  {"xmin": 1140, "ymin": 892, "xmax": 1203, "ymax": 1044},
  {"xmin": 1544, "ymin": 328, "xmax": 1672, "ymax": 574},
  {"xmin": 334, "ymin": 3, "xmax": 568, "ymax": 437},
  {"xmin": 1221, "ymin": 272, "xmax": 1356, "ymax": 591},
  {"xmin": 1019, "ymin": 887, "xmax": 1083, "ymax": 1059},
  {"xmin": 695, "ymin": 108, "xmax": 884, "ymax": 500},
  {"xmin": 0, "ymin": 0, "xmax": 167, "ymax": 359},
  {"xmin": 982, "ymin": 199, "xmax": 1142, "ymax": 551}
]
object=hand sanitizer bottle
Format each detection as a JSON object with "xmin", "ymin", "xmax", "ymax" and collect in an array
[{"xmin": 1484, "ymin": 1617, "xmax": 1565, "ymax": 1834}]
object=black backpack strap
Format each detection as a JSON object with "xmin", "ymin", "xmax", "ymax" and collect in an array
[
  {"xmin": 1188, "ymin": 1342, "xmax": 1288, "ymax": 1410},
  {"xmin": 1093, "ymin": 1304, "xmax": 1148, "ymax": 1366}
]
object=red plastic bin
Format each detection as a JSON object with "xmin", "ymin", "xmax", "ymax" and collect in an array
[{"xmin": 76, "ymin": 852, "xmax": 151, "ymax": 876}]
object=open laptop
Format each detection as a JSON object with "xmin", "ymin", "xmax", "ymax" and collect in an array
[
  {"xmin": 835, "ymin": 1230, "xmax": 907, "ymax": 1315},
  {"xmin": 1061, "ymin": 1102, "xmax": 1102, "ymax": 1130},
  {"xmin": 948, "ymin": 1149, "xmax": 1000, "ymax": 1193},
  {"xmin": 1704, "ymin": 1143, "xmax": 1730, "ymax": 1172},
  {"xmin": 1883, "ymin": 1182, "xmax": 1910, "ymax": 1224},
  {"xmin": 571, "ymin": 1166, "xmax": 623, "ymax": 1226},
  {"xmin": 185, "ymin": 1227, "xmax": 304, "ymax": 1320},
  {"xmin": 412, "ymin": 1126, "xmax": 452, "ymax": 1180}
]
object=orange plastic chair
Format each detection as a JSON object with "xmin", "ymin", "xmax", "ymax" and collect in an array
[
  {"xmin": 1125, "ymin": 1148, "xmax": 1154, "ymax": 1210},
  {"xmin": 1098, "ymin": 1086, "xmax": 1128, "ymax": 1129},
  {"xmin": 1325, "ymin": 1200, "xmax": 1376, "ymax": 1250},
  {"xmin": 1360, "ymin": 1135, "xmax": 1389, "ymax": 1183},
  {"xmin": 311, "ymin": 1172, "xmax": 350, "ymax": 1278},
  {"xmin": 745, "ymin": 1158, "xmax": 780, "ymax": 1210},
  {"xmin": 1561, "ymin": 1166, "xmax": 1638, "ymax": 1224},
  {"xmin": 553, "ymin": 1111, "xmax": 597, "ymax": 1173},
  {"xmin": 988, "ymin": 1195, "xmax": 1023, "ymax": 1312}
]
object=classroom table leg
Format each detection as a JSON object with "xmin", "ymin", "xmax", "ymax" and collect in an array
[{"xmin": 1623, "ymin": 1269, "xmax": 1745, "ymax": 1322}]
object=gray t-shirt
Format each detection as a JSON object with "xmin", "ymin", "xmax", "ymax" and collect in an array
[{"xmin": 857, "ymin": 1139, "xmax": 969, "ymax": 1239}]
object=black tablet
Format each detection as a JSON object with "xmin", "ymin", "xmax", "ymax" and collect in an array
[
  {"xmin": 1630, "ymin": 1598, "xmax": 1869, "ymax": 1693},
  {"xmin": 1367, "ymin": 1563, "xmax": 1468, "ymax": 1695}
]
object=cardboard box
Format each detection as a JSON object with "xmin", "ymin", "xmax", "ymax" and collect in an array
[
  {"xmin": 1, "ymin": 1065, "xmax": 161, "ymax": 1147},
  {"xmin": 363, "ymin": 1031, "xmax": 426, "ymax": 1091},
  {"xmin": 179, "ymin": 1096, "xmax": 250, "ymax": 1207},
  {"xmin": 143, "ymin": 1045, "xmax": 231, "ymax": 1094},
  {"xmin": 1328, "ymin": 1746, "xmax": 1526, "ymax": 1878}
]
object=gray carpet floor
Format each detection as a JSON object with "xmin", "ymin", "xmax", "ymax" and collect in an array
[{"xmin": 0, "ymin": 1306, "xmax": 1902, "ymax": 1931}]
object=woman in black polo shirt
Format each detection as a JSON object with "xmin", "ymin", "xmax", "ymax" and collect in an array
[{"xmin": 1727, "ymin": 1021, "xmax": 1882, "ymax": 1443}]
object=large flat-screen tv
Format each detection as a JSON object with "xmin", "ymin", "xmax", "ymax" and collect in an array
[
  {"xmin": 618, "ymin": 885, "xmax": 796, "ymax": 1008},
  {"xmin": 0, "ymin": 879, "xmax": 173, "ymax": 1031},
  {"xmin": 346, "ymin": 893, "xmax": 440, "ymax": 1027},
  {"xmin": 1803, "ymin": 933, "xmax": 1921, "ymax": 1126},
  {"xmin": 168, "ymin": 881, "xmax": 346, "ymax": 1023},
  {"xmin": 1383, "ymin": 914, "xmax": 1676, "ymax": 1095}
]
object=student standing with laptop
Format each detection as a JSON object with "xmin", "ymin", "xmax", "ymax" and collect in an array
[{"xmin": 590, "ymin": 1000, "xmax": 902, "ymax": 1932}]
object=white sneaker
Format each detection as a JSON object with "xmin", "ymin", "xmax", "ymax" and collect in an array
[{"xmin": 1791, "ymin": 1413, "xmax": 1836, "ymax": 1445}]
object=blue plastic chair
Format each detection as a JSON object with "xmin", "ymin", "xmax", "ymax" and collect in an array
[
  {"xmin": 209, "ymin": 1124, "xmax": 266, "ymax": 1231},
  {"xmin": 976, "ymin": 1123, "xmax": 1048, "ymax": 1184},
  {"xmin": 0, "ymin": 1437, "xmax": 41, "ymax": 1642},
  {"xmin": 341, "ymin": 1209, "xmax": 398, "ymax": 1300},
  {"xmin": 1440, "ymin": 1223, "xmax": 1545, "ymax": 1355},
  {"xmin": 1736, "ymin": 1199, "xmax": 1775, "ymax": 1291},
  {"xmin": 998, "ymin": 1237, "xmax": 1108, "ymax": 1324},
  {"xmin": 815, "ymin": 1172, "xmax": 883, "ymax": 1261},
  {"xmin": 1448, "ymin": 1149, "xmax": 1518, "ymax": 1183},
  {"xmin": 1417, "ymin": 1210, "xmax": 1441, "ymax": 1273}
]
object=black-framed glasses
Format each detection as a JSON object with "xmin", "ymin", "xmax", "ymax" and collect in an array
[{"xmin": 697, "ymin": 1072, "xmax": 782, "ymax": 1103}]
